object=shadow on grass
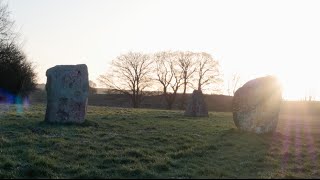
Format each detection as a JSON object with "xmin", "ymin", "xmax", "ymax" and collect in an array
[{"xmin": 37, "ymin": 119, "xmax": 100, "ymax": 128}]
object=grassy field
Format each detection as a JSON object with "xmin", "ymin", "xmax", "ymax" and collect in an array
[{"xmin": 1, "ymin": 104, "xmax": 320, "ymax": 178}]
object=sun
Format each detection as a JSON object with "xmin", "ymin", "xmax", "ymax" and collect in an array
[{"xmin": 276, "ymin": 72, "xmax": 318, "ymax": 101}]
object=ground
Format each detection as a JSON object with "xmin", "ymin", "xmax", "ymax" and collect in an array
[{"xmin": 0, "ymin": 104, "xmax": 320, "ymax": 178}]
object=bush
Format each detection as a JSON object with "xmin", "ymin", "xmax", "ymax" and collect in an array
[{"xmin": 0, "ymin": 43, "xmax": 36, "ymax": 101}]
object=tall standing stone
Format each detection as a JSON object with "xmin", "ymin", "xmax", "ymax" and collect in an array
[
  {"xmin": 45, "ymin": 64, "xmax": 89, "ymax": 124},
  {"xmin": 232, "ymin": 76, "xmax": 282, "ymax": 134},
  {"xmin": 184, "ymin": 90, "xmax": 209, "ymax": 117}
]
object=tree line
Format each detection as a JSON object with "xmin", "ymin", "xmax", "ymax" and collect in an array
[{"xmin": 98, "ymin": 51, "xmax": 222, "ymax": 109}]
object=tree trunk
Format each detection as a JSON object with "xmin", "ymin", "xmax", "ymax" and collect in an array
[
  {"xmin": 132, "ymin": 95, "xmax": 139, "ymax": 108},
  {"xmin": 180, "ymin": 83, "xmax": 187, "ymax": 110},
  {"xmin": 165, "ymin": 92, "xmax": 177, "ymax": 110}
]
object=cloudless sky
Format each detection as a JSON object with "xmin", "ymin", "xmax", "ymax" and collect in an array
[{"xmin": 7, "ymin": 0, "xmax": 320, "ymax": 100}]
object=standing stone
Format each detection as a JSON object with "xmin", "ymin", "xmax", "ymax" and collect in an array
[
  {"xmin": 184, "ymin": 90, "xmax": 209, "ymax": 117},
  {"xmin": 45, "ymin": 64, "xmax": 89, "ymax": 124},
  {"xmin": 232, "ymin": 76, "xmax": 282, "ymax": 134}
]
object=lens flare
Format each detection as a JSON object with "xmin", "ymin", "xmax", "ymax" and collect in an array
[{"xmin": 0, "ymin": 88, "xmax": 28, "ymax": 114}]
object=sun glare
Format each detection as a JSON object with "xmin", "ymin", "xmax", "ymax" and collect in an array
[{"xmin": 276, "ymin": 72, "xmax": 318, "ymax": 101}]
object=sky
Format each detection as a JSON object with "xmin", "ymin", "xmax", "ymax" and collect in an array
[{"xmin": 6, "ymin": 0, "xmax": 320, "ymax": 100}]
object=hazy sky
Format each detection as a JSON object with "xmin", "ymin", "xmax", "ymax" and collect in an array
[{"xmin": 7, "ymin": 0, "xmax": 320, "ymax": 100}]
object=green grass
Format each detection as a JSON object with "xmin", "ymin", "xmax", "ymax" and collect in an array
[{"xmin": 1, "ymin": 104, "xmax": 320, "ymax": 178}]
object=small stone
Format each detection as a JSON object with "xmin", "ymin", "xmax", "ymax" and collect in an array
[
  {"xmin": 232, "ymin": 76, "xmax": 282, "ymax": 134},
  {"xmin": 184, "ymin": 90, "xmax": 208, "ymax": 117},
  {"xmin": 45, "ymin": 64, "xmax": 89, "ymax": 124}
]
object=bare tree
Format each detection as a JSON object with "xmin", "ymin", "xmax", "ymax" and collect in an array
[
  {"xmin": 176, "ymin": 51, "xmax": 197, "ymax": 109},
  {"xmin": 193, "ymin": 52, "xmax": 222, "ymax": 92},
  {"xmin": 0, "ymin": 0, "xmax": 16, "ymax": 44},
  {"xmin": 227, "ymin": 73, "xmax": 241, "ymax": 96},
  {"xmin": 98, "ymin": 52, "xmax": 153, "ymax": 108},
  {"xmin": 154, "ymin": 51, "xmax": 183, "ymax": 109},
  {"xmin": 0, "ymin": 2, "xmax": 36, "ymax": 100},
  {"xmin": 154, "ymin": 51, "xmax": 172, "ymax": 95}
]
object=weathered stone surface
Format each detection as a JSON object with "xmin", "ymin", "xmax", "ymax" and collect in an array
[
  {"xmin": 232, "ymin": 76, "xmax": 282, "ymax": 134},
  {"xmin": 45, "ymin": 64, "xmax": 89, "ymax": 124},
  {"xmin": 184, "ymin": 90, "xmax": 209, "ymax": 117}
]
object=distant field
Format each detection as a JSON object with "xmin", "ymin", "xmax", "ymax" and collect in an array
[
  {"xmin": 1, "ymin": 104, "xmax": 320, "ymax": 178},
  {"xmin": 28, "ymin": 89, "xmax": 234, "ymax": 111}
]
